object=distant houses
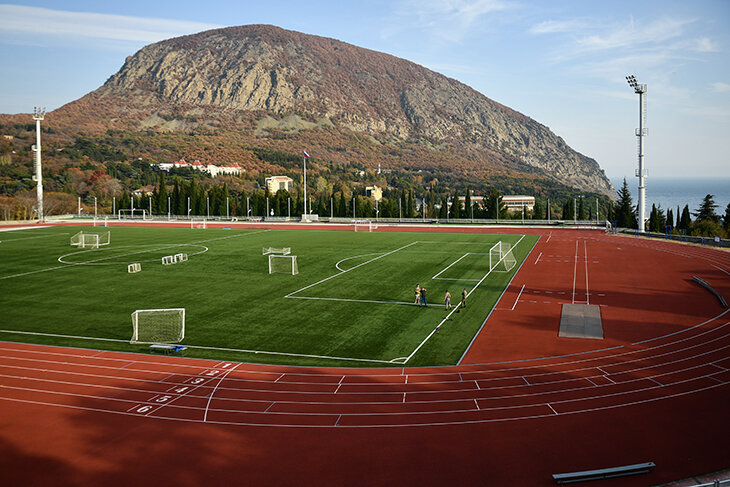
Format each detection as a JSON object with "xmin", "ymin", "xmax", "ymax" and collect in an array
[{"xmin": 152, "ymin": 159, "xmax": 244, "ymax": 177}]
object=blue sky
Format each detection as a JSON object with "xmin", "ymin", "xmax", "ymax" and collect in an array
[{"xmin": 0, "ymin": 0, "xmax": 728, "ymax": 181}]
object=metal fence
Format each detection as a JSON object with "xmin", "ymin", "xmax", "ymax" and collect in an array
[{"xmin": 616, "ymin": 228, "xmax": 730, "ymax": 249}]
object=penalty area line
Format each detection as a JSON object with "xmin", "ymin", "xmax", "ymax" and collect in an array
[{"xmin": 286, "ymin": 295, "xmax": 445, "ymax": 307}]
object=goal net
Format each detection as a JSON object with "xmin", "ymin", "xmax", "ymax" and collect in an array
[
  {"xmin": 269, "ymin": 254, "xmax": 298, "ymax": 275},
  {"xmin": 191, "ymin": 218, "xmax": 207, "ymax": 229},
  {"xmin": 70, "ymin": 231, "xmax": 110, "ymax": 249},
  {"xmin": 130, "ymin": 308, "xmax": 185, "ymax": 344},
  {"xmin": 263, "ymin": 247, "xmax": 291, "ymax": 255},
  {"xmin": 489, "ymin": 241, "xmax": 517, "ymax": 273},
  {"xmin": 353, "ymin": 219, "xmax": 377, "ymax": 232},
  {"xmin": 118, "ymin": 209, "xmax": 147, "ymax": 220}
]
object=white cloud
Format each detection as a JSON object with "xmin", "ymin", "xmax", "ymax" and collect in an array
[
  {"xmin": 712, "ymin": 82, "xmax": 730, "ymax": 93},
  {"xmin": 694, "ymin": 37, "xmax": 719, "ymax": 52},
  {"xmin": 385, "ymin": 0, "xmax": 517, "ymax": 43},
  {"xmin": 0, "ymin": 4, "xmax": 221, "ymax": 44},
  {"xmin": 529, "ymin": 19, "xmax": 589, "ymax": 35}
]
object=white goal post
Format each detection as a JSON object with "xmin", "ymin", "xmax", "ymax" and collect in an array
[
  {"xmin": 269, "ymin": 254, "xmax": 298, "ymax": 275},
  {"xmin": 353, "ymin": 219, "xmax": 377, "ymax": 232},
  {"xmin": 70, "ymin": 231, "xmax": 110, "ymax": 249},
  {"xmin": 130, "ymin": 308, "xmax": 185, "ymax": 344},
  {"xmin": 118, "ymin": 209, "xmax": 147, "ymax": 220},
  {"xmin": 191, "ymin": 218, "xmax": 207, "ymax": 229},
  {"xmin": 489, "ymin": 241, "xmax": 517, "ymax": 273},
  {"xmin": 263, "ymin": 247, "xmax": 291, "ymax": 255}
]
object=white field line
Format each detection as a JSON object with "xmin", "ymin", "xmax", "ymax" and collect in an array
[
  {"xmin": 57, "ymin": 244, "xmax": 209, "ymax": 266},
  {"xmin": 0, "ymin": 329, "xmax": 395, "ymax": 364},
  {"xmin": 403, "ymin": 235, "xmax": 526, "ymax": 364},
  {"xmin": 546, "ymin": 232, "xmax": 552, "ymax": 243},
  {"xmin": 285, "ymin": 241, "xmax": 419, "ymax": 298},
  {"xmin": 287, "ymin": 296, "xmax": 445, "ymax": 308},
  {"xmin": 432, "ymin": 253, "xmax": 470, "ymax": 279},
  {"xmin": 204, "ymin": 362, "xmax": 241, "ymax": 422},
  {"xmin": 335, "ymin": 253, "xmax": 384, "ymax": 272},
  {"xmin": 0, "ymin": 226, "xmax": 53, "ymax": 232},
  {"xmin": 535, "ymin": 252, "xmax": 542, "ymax": 264},
  {"xmin": 511, "ymin": 284, "xmax": 526, "ymax": 311},
  {"xmin": 0, "ymin": 233, "xmax": 69, "ymax": 243}
]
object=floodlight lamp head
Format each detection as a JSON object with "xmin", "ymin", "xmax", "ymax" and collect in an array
[{"xmin": 33, "ymin": 106, "xmax": 46, "ymax": 120}]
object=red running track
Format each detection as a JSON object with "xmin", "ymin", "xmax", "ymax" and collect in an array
[{"xmin": 0, "ymin": 227, "xmax": 728, "ymax": 486}]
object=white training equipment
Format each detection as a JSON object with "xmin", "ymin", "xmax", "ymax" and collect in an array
[
  {"xmin": 489, "ymin": 241, "xmax": 517, "ymax": 273},
  {"xmin": 262, "ymin": 247, "xmax": 291, "ymax": 255},
  {"xmin": 130, "ymin": 308, "xmax": 185, "ymax": 344},
  {"xmin": 162, "ymin": 253, "xmax": 188, "ymax": 265},
  {"xmin": 191, "ymin": 218, "xmax": 207, "ymax": 229},
  {"xmin": 269, "ymin": 254, "xmax": 298, "ymax": 275},
  {"xmin": 128, "ymin": 263, "xmax": 141, "ymax": 273},
  {"xmin": 118, "ymin": 209, "xmax": 147, "ymax": 220},
  {"xmin": 70, "ymin": 231, "xmax": 110, "ymax": 249},
  {"xmin": 353, "ymin": 219, "xmax": 377, "ymax": 232}
]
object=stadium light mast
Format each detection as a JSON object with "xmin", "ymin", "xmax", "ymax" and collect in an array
[
  {"xmin": 302, "ymin": 151, "xmax": 310, "ymax": 218},
  {"xmin": 626, "ymin": 75, "xmax": 647, "ymax": 232},
  {"xmin": 32, "ymin": 107, "xmax": 46, "ymax": 221}
]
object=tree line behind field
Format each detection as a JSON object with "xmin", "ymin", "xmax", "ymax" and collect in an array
[{"xmin": 612, "ymin": 178, "xmax": 730, "ymax": 239}]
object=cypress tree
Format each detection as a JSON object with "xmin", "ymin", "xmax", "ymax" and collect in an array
[
  {"xmin": 578, "ymin": 197, "xmax": 586, "ymax": 220},
  {"xmin": 438, "ymin": 196, "xmax": 448, "ymax": 219},
  {"xmin": 157, "ymin": 172, "xmax": 168, "ymax": 215},
  {"xmin": 532, "ymin": 199, "xmax": 543, "ymax": 220},
  {"xmin": 616, "ymin": 178, "xmax": 637, "ymax": 228},
  {"xmin": 449, "ymin": 189, "xmax": 460, "ymax": 219},
  {"xmin": 464, "ymin": 187, "xmax": 472, "ymax": 219},
  {"xmin": 666, "ymin": 208, "xmax": 674, "ymax": 231},
  {"xmin": 679, "ymin": 204, "xmax": 691, "ymax": 230},
  {"xmin": 427, "ymin": 189, "xmax": 435, "ymax": 218},
  {"xmin": 723, "ymin": 203, "xmax": 730, "ymax": 233}
]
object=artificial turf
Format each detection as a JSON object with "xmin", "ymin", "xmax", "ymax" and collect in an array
[{"xmin": 0, "ymin": 225, "xmax": 537, "ymax": 367}]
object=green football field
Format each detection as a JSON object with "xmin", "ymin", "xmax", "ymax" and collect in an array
[{"xmin": 0, "ymin": 225, "xmax": 537, "ymax": 367}]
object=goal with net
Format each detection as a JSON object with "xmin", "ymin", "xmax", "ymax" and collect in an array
[
  {"xmin": 353, "ymin": 219, "xmax": 377, "ymax": 232},
  {"xmin": 130, "ymin": 308, "xmax": 185, "ymax": 344},
  {"xmin": 118, "ymin": 209, "xmax": 147, "ymax": 220},
  {"xmin": 191, "ymin": 218, "xmax": 207, "ymax": 229},
  {"xmin": 489, "ymin": 241, "xmax": 517, "ymax": 273},
  {"xmin": 262, "ymin": 247, "xmax": 291, "ymax": 255},
  {"xmin": 70, "ymin": 231, "xmax": 111, "ymax": 249},
  {"xmin": 269, "ymin": 254, "xmax": 298, "ymax": 275}
]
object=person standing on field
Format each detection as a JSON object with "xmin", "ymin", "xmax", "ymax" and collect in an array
[
  {"xmin": 420, "ymin": 287, "xmax": 427, "ymax": 307},
  {"xmin": 461, "ymin": 288, "xmax": 468, "ymax": 309},
  {"xmin": 414, "ymin": 284, "xmax": 421, "ymax": 305},
  {"xmin": 444, "ymin": 290, "xmax": 451, "ymax": 310}
]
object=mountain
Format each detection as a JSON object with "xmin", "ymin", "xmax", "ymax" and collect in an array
[{"xmin": 24, "ymin": 24, "xmax": 615, "ymax": 198}]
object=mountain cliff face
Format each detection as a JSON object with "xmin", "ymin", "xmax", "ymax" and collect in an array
[{"xmin": 68, "ymin": 25, "xmax": 614, "ymax": 197}]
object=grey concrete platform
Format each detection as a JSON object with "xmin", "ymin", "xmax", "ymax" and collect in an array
[{"xmin": 559, "ymin": 304, "xmax": 604, "ymax": 339}]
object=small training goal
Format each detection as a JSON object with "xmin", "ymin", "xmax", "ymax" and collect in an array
[
  {"xmin": 191, "ymin": 218, "xmax": 207, "ymax": 229},
  {"xmin": 269, "ymin": 254, "xmax": 298, "ymax": 275},
  {"xmin": 489, "ymin": 241, "xmax": 517, "ymax": 273},
  {"xmin": 130, "ymin": 308, "xmax": 185, "ymax": 344},
  {"xmin": 353, "ymin": 219, "xmax": 377, "ymax": 232},
  {"xmin": 263, "ymin": 247, "xmax": 291, "ymax": 255},
  {"xmin": 70, "ymin": 231, "xmax": 110, "ymax": 249},
  {"xmin": 128, "ymin": 263, "xmax": 141, "ymax": 273},
  {"xmin": 162, "ymin": 253, "xmax": 188, "ymax": 265},
  {"xmin": 118, "ymin": 209, "xmax": 147, "ymax": 220}
]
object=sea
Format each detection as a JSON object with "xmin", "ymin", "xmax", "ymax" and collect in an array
[{"xmin": 610, "ymin": 177, "xmax": 730, "ymax": 218}]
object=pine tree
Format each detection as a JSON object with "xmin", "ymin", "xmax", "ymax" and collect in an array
[{"xmin": 693, "ymin": 194, "xmax": 719, "ymax": 223}]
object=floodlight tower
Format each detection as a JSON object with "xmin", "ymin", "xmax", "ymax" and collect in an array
[
  {"xmin": 32, "ymin": 107, "xmax": 46, "ymax": 221},
  {"xmin": 626, "ymin": 75, "xmax": 647, "ymax": 232}
]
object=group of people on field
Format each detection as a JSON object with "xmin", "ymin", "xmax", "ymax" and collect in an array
[{"xmin": 414, "ymin": 284, "xmax": 467, "ymax": 310}]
